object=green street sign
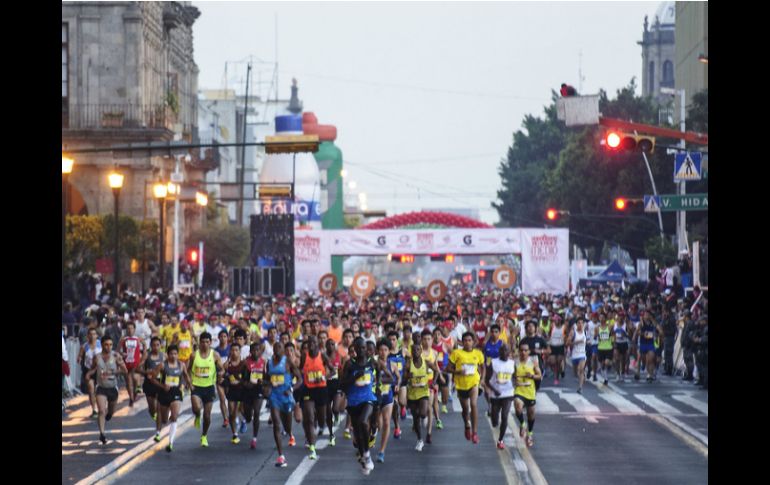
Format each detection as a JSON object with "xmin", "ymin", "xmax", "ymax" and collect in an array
[{"xmin": 658, "ymin": 194, "xmax": 708, "ymax": 212}]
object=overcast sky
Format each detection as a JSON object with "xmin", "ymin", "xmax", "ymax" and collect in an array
[{"xmin": 193, "ymin": 1, "xmax": 661, "ymax": 225}]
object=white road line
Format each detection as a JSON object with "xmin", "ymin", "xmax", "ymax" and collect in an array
[
  {"xmin": 635, "ymin": 394, "xmax": 682, "ymax": 415},
  {"xmin": 647, "ymin": 414, "xmax": 708, "ymax": 457},
  {"xmin": 594, "ymin": 391, "xmax": 645, "ymax": 414},
  {"xmin": 535, "ymin": 392, "xmax": 559, "ymax": 414},
  {"xmin": 663, "ymin": 414, "xmax": 708, "ymax": 446},
  {"xmin": 63, "ymin": 427, "xmax": 157, "ymax": 438},
  {"xmin": 551, "ymin": 389, "xmax": 600, "ymax": 414},
  {"xmin": 670, "ymin": 394, "xmax": 708, "ymax": 415},
  {"xmin": 284, "ymin": 417, "xmax": 345, "ymax": 485}
]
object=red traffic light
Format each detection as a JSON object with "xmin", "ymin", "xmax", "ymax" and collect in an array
[
  {"xmin": 615, "ymin": 198, "xmax": 627, "ymax": 210},
  {"xmin": 546, "ymin": 209, "xmax": 558, "ymax": 220},
  {"xmin": 478, "ymin": 270, "xmax": 487, "ymax": 278},
  {"xmin": 187, "ymin": 249, "xmax": 198, "ymax": 264},
  {"xmin": 606, "ymin": 131, "xmax": 621, "ymax": 149},
  {"xmin": 445, "ymin": 254, "xmax": 455, "ymax": 263}
]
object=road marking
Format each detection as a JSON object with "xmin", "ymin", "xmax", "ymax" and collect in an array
[
  {"xmin": 534, "ymin": 392, "xmax": 559, "ymax": 414},
  {"xmin": 605, "ymin": 381, "xmax": 628, "ymax": 395},
  {"xmin": 593, "ymin": 389, "xmax": 645, "ymax": 414},
  {"xmin": 509, "ymin": 412, "xmax": 548, "ymax": 485},
  {"xmin": 663, "ymin": 414, "xmax": 708, "ymax": 446},
  {"xmin": 483, "ymin": 415, "xmax": 520, "ymax": 485},
  {"xmin": 551, "ymin": 389, "xmax": 600, "ymax": 414},
  {"xmin": 648, "ymin": 414, "xmax": 708, "ymax": 458},
  {"xmin": 670, "ymin": 394, "xmax": 708, "ymax": 414},
  {"xmin": 635, "ymin": 394, "xmax": 682, "ymax": 415},
  {"xmin": 452, "ymin": 394, "xmax": 463, "ymax": 413},
  {"xmin": 85, "ymin": 448, "xmax": 126, "ymax": 455},
  {"xmin": 284, "ymin": 416, "xmax": 346, "ymax": 485},
  {"xmin": 564, "ymin": 415, "xmax": 608, "ymax": 424},
  {"xmin": 63, "ymin": 427, "xmax": 157, "ymax": 438}
]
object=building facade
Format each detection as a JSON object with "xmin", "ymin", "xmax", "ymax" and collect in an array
[
  {"xmin": 639, "ymin": 2, "xmax": 676, "ymax": 105},
  {"xmin": 675, "ymin": 1, "xmax": 708, "ymax": 121}
]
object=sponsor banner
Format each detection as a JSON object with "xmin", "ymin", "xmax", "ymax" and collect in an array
[
  {"xmin": 520, "ymin": 229, "xmax": 569, "ymax": 294},
  {"xmin": 351, "ymin": 272, "xmax": 376, "ymax": 299},
  {"xmin": 318, "ymin": 273, "xmax": 338, "ymax": 296},
  {"xmin": 294, "ymin": 231, "xmax": 332, "ymax": 292},
  {"xmin": 492, "ymin": 265, "xmax": 516, "ymax": 289},
  {"xmin": 328, "ymin": 229, "xmax": 521, "ymax": 255},
  {"xmin": 426, "ymin": 280, "xmax": 448, "ymax": 302},
  {"xmin": 261, "ymin": 198, "xmax": 323, "ymax": 222}
]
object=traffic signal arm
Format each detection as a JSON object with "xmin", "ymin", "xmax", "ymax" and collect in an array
[{"xmin": 599, "ymin": 117, "xmax": 708, "ymax": 145}]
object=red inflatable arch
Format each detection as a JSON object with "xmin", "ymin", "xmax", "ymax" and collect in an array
[{"xmin": 359, "ymin": 211, "xmax": 493, "ymax": 230}]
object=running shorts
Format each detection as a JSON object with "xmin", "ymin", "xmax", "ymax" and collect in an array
[
  {"xmin": 225, "ymin": 386, "xmax": 243, "ymax": 402},
  {"xmin": 293, "ymin": 385, "xmax": 305, "ymax": 403},
  {"xmin": 407, "ymin": 396, "xmax": 429, "ymax": 408},
  {"xmin": 490, "ymin": 396, "xmax": 514, "ymax": 405},
  {"xmin": 346, "ymin": 401, "xmax": 375, "ymax": 420},
  {"xmin": 142, "ymin": 379, "xmax": 161, "ymax": 398},
  {"xmin": 639, "ymin": 343, "xmax": 656, "ymax": 355},
  {"xmin": 327, "ymin": 378, "xmax": 343, "ymax": 396},
  {"xmin": 598, "ymin": 350, "xmax": 614, "ymax": 362},
  {"xmin": 303, "ymin": 386, "xmax": 329, "ymax": 406},
  {"xmin": 550, "ymin": 345, "xmax": 565, "ymax": 356},
  {"xmin": 615, "ymin": 343, "xmax": 629, "ymax": 354},
  {"xmin": 96, "ymin": 386, "xmax": 119, "ymax": 402},
  {"xmin": 513, "ymin": 394, "xmax": 536, "ymax": 408},
  {"xmin": 241, "ymin": 387, "xmax": 264, "ymax": 404},
  {"xmin": 192, "ymin": 385, "xmax": 217, "ymax": 404},
  {"xmin": 571, "ymin": 356, "xmax": 586, "ymax": 366},
  {"xmin": 269, "ymin": 392, "xmax": 295, "ymax": 414},
  {"xmin": 438, "ymin": 372, "xmax": 450, "ymax": 389},
  {"xmin": 125, "ymin": 362, "xmax": 139, "ymax": 373},
  {"xmin": 158, "ymin": 387, "xmax": 183, "ymax": 407},
  {"xmin": 378, "ymin": 393, "xmax": 394, "ymax": 407},
  {"xmin": 457, "ymin": 386, "xmax": 478, "ymax": 400}
]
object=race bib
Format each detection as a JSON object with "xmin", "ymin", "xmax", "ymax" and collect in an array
[
  {"xmin": 380, "ymin": 383, "xmax": 391, "ymax": 394},
  {"xmin": 308, "ymin": 370, "xmax": 325, "ymax": 384},
  {"xmin": 166, "ymin": 375, "xmax": 180, "ymax": 387},
  {"xmin": 271, "ymin": 374, "xmax": 285, "ymax": 387},
  {"xmin": 497, "ymin": 372, "xmax": 512, "ymax": 383},
  {"xmin": 180, "ymin": 340, "xmax": 191, "ymax": 349},
  {"xmin": 436, "ymin": 352, "xmax": 443, "ymax": 362},
  {"xmin": 250, "ymin": 372, "xmax": 262, "ymax": 384},
  {"xmin": 462, "ymin": 364, "xmax": 476, "ymax": 376},
  {"xmin": 194, "ymin": 367, "xmax": 210, "ymax": 378},
  {"xmin": 229, "ymin": 374, "xmax": 239, "ymax": 385},
  {"xmin": 411, "ymin": 375, "xmax": 427, "ymax": 388},
  {"xmin": 355, "ymin": 373, "xmax": 372, "ymax": 387},
  {"xmin": 645, "ymin": 331, "xmax": 654, "ymax": 339},
  {"xmin": 126, "ymin": 353, "xmax": 136, "ymax": 364}
]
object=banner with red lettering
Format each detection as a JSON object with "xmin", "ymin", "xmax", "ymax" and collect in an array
[{"xmin": 520, "ymin": 229, "xmax": 570, "ymax": 294}]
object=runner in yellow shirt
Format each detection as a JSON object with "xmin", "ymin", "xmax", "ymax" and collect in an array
[{"xmin": 446, "ymin": 332, "xmax": 485, "ymax": 444}]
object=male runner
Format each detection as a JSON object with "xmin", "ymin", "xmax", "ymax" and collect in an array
[
  {"xmin": 300, "ymin": 335, "xmax": 332, "ymax": 460},
  {"xmin": 447, "ymin": 332, "xmax": 485, "ymax": 444},
  {"xmin": 374, "ymin": 338, "xmax": 397, "ymax": 462},
  {"xmin": 483, "ymin": 324, "xmax": 504, "ymax": 416},
  {"xmin": 223, "ymin": 343, "xmax": 246, "ymax": 443},
  {"xmin": 636, "ymin": 311, "xmax": 663, "ymax": 382},
  {"xmin": 86, "ymin": 335, "xmax": 128, "ymax": 445},
  {"xmin": 613, "ymin": 315, "xmax": 631, "ymax": 382},
  {"xmin": 513, "ymin": 342, "xmax": 542, "ymax": 447},
  {"xmin": 486, "ymin": 343, "xmax": 514, "ymax": 449},
  {"xmin": 387, "ymin": 330, "xmax": 406, "ymax": 437},
  {"xmin": 78, "ymin": 327, "xmax": 101, "ymax": 418},
  {"xmin": 566, "ymin": 317, "xmax": 588, "ymax": 393},
  {"xmin": 148, "ymin": 344, "xmax": 191, "ymax": 452},
  {"xmin": 401, "ymin": 338, "xmax": 442, "ymax": 452},
  {"xmin": 189, "ymin": 332, "xmax": 224, "ymax": 447},
  {"xmin": 265, "ymin": 340, "xmax": 304, "ymax": 468},
  {"xmin": 595, "ymin": 315, "xmax": 614, "ymax": 385},
  {"xmin": 242, "ymin": 341, "xmax": 266, "ymax": 449},
  {"xmin": 324, "ymin": 338, "xmax": 344, "ymax": 444},
  {"xmin": 139, "ymin": 336, "xmax": 164, "ymax": 425},
  {"xmin": 519, "ymin": 321, "xmax": 547, "ymax": 391},
  {"xmin": 118, "ymin": 321, "xmax": 145, "ymax": 406},
  {"xmin": 547, "ymin": 315, "xmax": 566, "ymax": 385},
  {"xmin": 214, "ymin": 330, "xmax": 231, "ymax": 428},
  {"xmin": 419, "ymin": 329, "xmax": 440, "ymax": 441}
]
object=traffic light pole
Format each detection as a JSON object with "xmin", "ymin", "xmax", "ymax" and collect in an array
[
  {"xmin": 641, "ymin": 150, "xmax": 665, "ymax": 242},
  {"xmin": 677, "ymin": 89, "xmax": 688, "ymax": 257}
]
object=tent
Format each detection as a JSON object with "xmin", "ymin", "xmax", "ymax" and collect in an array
[{"xmin": 578, "ymin": 260, "xmax": 640, "ymax": 288}]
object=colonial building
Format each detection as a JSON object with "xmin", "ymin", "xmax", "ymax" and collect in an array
[
  {"xmin": 639, "ymin": 2, "xmax": 676, "ymax": 104},
  {"xmin": 675, "ymin": 1, "xmax": 708, "ymax": 122}
]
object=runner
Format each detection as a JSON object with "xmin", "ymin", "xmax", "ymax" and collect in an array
[
  {"xmin": 148, "ymin": 344, "xmax": 191, "ymax": 452},
  {"xmin": 585, "ymin": 312, "xmax": 598, "ymax": 381},
  {"xmin": 595, "ymin": 315, "xmax": 614, "ymax": 385},
  {"xmin": 513, "ymin": 341, "xmax": 542, "ymax": 447},
  {"xmin": 77, "ymin": 327, "xmax": 101, "ymax": 418},
  {"xmin": 483, "ymin": 324, "xmax": 504, "ymax": 416},
  {"xmin": 138, "ymin": 336, "xmax": 164, "ymax": 424},
  {"xmin": 386, "ymin": 330, "xmax": 406, "ymax": 437},
  {"xmin": 242, "ymin": 341, "xmax": 266, "ymax": 449},
  {"xmin": 300, "ymin": 335, "xmax": 332, "ymax": 460},
  {"xmin": 118, "ymin": 321, "xmax": 145, "ymax": 406},
  {"xmin": 636, "ymin": 311, "xmax": 663, "ymax": 382},
  {"xmin": 566, "ymin": 317, "xmax": 588, "ymax": 393},
  {"xmin": 401, "ymin": 338, "xmax": 442, "ymax": 452},
  {"xmin": 86, "ymin": 335, "xmax": 128, "ymax": 445},
  {"xmin": 613, "ymin": 314, "xmax": 631, "ymax": 382},
  {"xmin": 485, "ymin": 343, "xmax": 514, "ymax": 449},
  {"xmin": 189, "ymin": 332, "xmax": 224, "ymax": 448},
  {"xmin": 547, "ymin": 315, "xmax": 566, "ymax": 385},
  {"xmin": 265, "ymin": 340, "xmax": 304, "ymax": 468},
  {"xmin": 374, "ymin": 338, "xmax": 397, "ymax": 463},
  {"xmin": 324, "ymin": 337, "xmax": 344, "ymax": 445},
  {"xmin": 214, "ymin": 330, "xmax": 231, "ymax": 428},
  {"xmin": 519, "ymin": 321, "xmax": 547, "ymax": 391},
  {"xmin": 446, "ymin": 332, "xmax": 484, "ymax": 444},
  {"xmin": 432, "ymin": 327, "xmax": 450, "ymax": 416},
  {"xmin": 419, "ymin": 329, "xmax": 440, "ymax": 441},
  {"xmin": 223, "ymin": 343, "xmax": 246, "ymax": 443}
]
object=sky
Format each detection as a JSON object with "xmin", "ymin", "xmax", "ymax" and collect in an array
[{"xmin": 193, "ymin": 1, "xmax": 662, "ymax": 225}]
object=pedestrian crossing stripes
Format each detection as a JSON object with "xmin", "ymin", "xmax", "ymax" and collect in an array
[
  {"xmin": 635, "ymin": 394, "xmax": 682, "ymax": 415},
  {"xmin": 552, "ymin": 389, "xmax": 600, "ymax": 414},
  {"xmin": 533, "ymin": 392, "xmax": 559, "ymax": 414},
  {"xmin": 532, "ymin": 388, "xmax": 706, "ymax": 417},
  {"xmin": 594, "ymin": 390, "xmax": 645, "ymax": 414},
  {"xmin": 670, "ymin": 394, "xmax": 708, "ymax": 415}
]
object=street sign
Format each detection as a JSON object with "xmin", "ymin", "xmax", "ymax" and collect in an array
[
  {"xmin": 674, "ymin": 152, "xmax": 702, "ymax": 181},
  {"xmin": 646, "ymin": 194, "xmax": 708, "ymax": 212}
]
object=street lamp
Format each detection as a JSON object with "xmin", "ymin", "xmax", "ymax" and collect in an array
[
  {"xmin": 153, "ymin": 182, "xmax": 168, "ymax": 290},
  {"xmin": 108, "ymin": 170, "xmax": 124, "ymax": 295},
  {"xmin": 62, "ymin": 156, "xmax": 74, "ymax": 305}
]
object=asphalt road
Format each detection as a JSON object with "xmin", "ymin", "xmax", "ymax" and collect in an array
[{"xmin": 62, "ymin": 367, "xmax": 708, "ymax": 485}]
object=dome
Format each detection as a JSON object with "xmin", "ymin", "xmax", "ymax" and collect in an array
[{"xmin": 654, "ymin": 1, "xmax": 675, "ymax": 26}]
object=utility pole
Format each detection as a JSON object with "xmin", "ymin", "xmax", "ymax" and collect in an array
[
  {"xmin": 677, "ymin": 89, "xmax": 688, "ymax": 257},
  {"xmin": 238, "ymin": 62, "xmax": 252, "ymax": 226},
  {"xmin": 172, "ymin": 156, "xmax": 182, "ymax": 294}
]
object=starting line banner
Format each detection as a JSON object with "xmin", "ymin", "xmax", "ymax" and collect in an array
[{"xmin": 294, "ymin": 228, "xmax": 569, "ymax": 294}]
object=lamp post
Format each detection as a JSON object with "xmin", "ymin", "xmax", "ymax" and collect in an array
[
  {"xmin": 195, "ymin": 191, "xmax": 208, "ymax": 288},
  {"xmin": 108, "ymin": 170, "xmax": 124, "ymax": 295},
  {"xmin": 153, "ymin": 183, "xmax": 168, "ymax": 290},
  {"xmin": 62, "ymin": 156, "xmax": 74, "ymax": 305}
]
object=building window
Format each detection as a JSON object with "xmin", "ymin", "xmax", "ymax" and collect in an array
[
  {"xmin": 62, "ymin": 23, "xmax": 69, "ymax": 128},
  {"xmin": 648, "ymin": 61, "xmax": 655, "ymax": 94},
  {"xmin": 663, "ymin": 60, "xmax": 674, "ymax": 85}
]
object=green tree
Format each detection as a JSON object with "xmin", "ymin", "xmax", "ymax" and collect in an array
[
  {"xmin": 188, "ymin": 223, "xmax": 250, "ymax": 278},
  {"xmin": 644, "ymin": 235, "xmax": 677, "ymax": 268},
  {"xmin": 65, "ymin": 215, "xmax": 104, "ymax": 274}
]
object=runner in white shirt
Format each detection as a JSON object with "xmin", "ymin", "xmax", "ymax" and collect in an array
[
  {"xmin": 134, "ymin": 309, "xmax": 157, "ymax": 349},
  {"xmin": 566, "ymin": 317, "xmax": 588, "ymax": 394},
  {"xmin": 485, "ymin": 343, "xmax": 515, "ymax": 449}
]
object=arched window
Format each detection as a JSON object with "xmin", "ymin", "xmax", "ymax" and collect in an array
[
  {"xmin": 649, "ymin": 61, "xmax": 655, "ymax": 94},
  {"xmin": 663, "ymin": 60, "xmax": 674, "ymax": 85}
]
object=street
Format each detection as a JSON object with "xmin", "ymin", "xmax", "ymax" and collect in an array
[{"xmin": 62, "ymin": 368, "xmax": 707, "ymax": 485}]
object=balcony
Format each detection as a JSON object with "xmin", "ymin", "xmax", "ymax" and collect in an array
[{"xmin": 63, "ymin": 104, "xmax": 175, "ymax": 131}]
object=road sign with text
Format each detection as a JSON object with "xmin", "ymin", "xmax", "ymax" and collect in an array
[{"xmin": 646, "ymin": 194, "xmax": 708, "ymax": 212}]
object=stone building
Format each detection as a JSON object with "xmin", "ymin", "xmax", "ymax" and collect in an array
[
  {"xmin": 62, "ymin": 2, "xmax": 216, "ymax": 283},
  {"xmin": 639, "ymin": 2, "xmax": 676, "ymax": 104},
  {"xmin": 675, "ymin": 1, "xmax": 708, "ymax": 122}
]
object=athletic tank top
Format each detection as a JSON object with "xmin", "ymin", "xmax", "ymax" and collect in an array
[
  {"xmin": 191, "ymin": 350, "xmax": 217, "ymax": 387},
  {"xmin": 472, "ymin": 321, "xmax": 487, "ymax": 342},
  {"xmin": 303, "ymin": 353, "xmax": 327, "ymax": 389},
  {"xmin": 346, "ymin": 359, "xmax": 377, "ymax": 407},
  {"xmin": 267, "ymin": 356, "xmax": 292, "ymax": 395},
  {"xmin": 84, "ymin": 341, "xmax": 102, "ymax": 368},
  {"xmin": 484, "ymin": 339, "xmax": 503, "ymax": 366},
  {"xmin": 422, "ymin": 348, "xmax": 437, "ymax": 381},
  {"xmin": 215, "ymin": 345, "xmax": 230, "ymax": 359},
  {"xmin": 597, "ymin": 326, "xmax": 613, "ymax": 350},
  {"xmin": 225, "ymin": 360, "xmax": 243, "ymax": 387},
  {"xmin": 162, "ymin": 361, "xmax": 183, "ymax": 388},
  {"xmin": 387, "ymin": 353, "xmax": 405, "ymax": 386},
  {"xmin": 122, "ymin": 336, "xmax": 142, "ymax": 364},
  {"xmin": 490, "ymin": 358, "xmax": 515, "ymax": 398},
  {"xmin": 96, "ymin": 352, "xmax": 118, "ymax": 389},
  {"xmin": 407, "ymin": 358, "xmax": 430, "ymax": 401},
  {"xmin": 327, "ymin": 352, "xmax": 341, "ymax": 380},
  {"xmin": 514, "ymin": 358, "xmax": 536, "ymax": 400},
  {"xmin": 571, "ymin": 329, "xmax": 587, "ymax": 359},
  {"xmin": 144, "ymin": 352, "xmax": 165, "ymax": 373},
  {"xmin": 245, "ymin": 356, "xmax": 265, "ymax": 385},
  {"xmin": 613, "ymin": 324, "xmax": 629, "ymax": 344},
  {"xmin": 549, "ymin": 326, "xmax": 564, "ymax": 346},
  {"xmin": 640, "ymin": 322, "xmax": 656, "ymax": 346}
]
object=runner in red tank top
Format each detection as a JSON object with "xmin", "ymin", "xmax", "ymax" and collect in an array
[
  {"xmin": 119, "ymin": 321, "xmax": 145, "ymax": 406},
  {"xmin": 472, "ymin": 317, "xmax": 488, "ymax": 349},
  {"xmin": 243, "ymin": 342, "xmax": 266, "ymax": 449}
]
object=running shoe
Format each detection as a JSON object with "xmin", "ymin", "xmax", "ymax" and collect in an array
[
  {"xmin": 646, "ymin": 376, "xmax": 653, "ymax": 383},
  {"xmin": 577, "ymin": 387, "xmax": 582, "ymax": 394},
  {"xmin": 472, "ymin": 433, "xmax": 479, "ymax": 444},
  {"xmin": 99, "ymin": 433, "xmax": 107, "ymax": 445},
  {"xmin": 221, "ymin": 418, "xmax": 228, "ymax": 428},
  {"xmin": 377, "ymin": 451, "xmax": 385, "ymax": 463},
  {"xmin": 250, "ymin": 438, "xmax": 257, "ymax": 449},
  {"xmin": 165, "ymin": 444, "xmax": 173, "ymax": 453},
  {"xmin": 526, "ymin": 434, "xmax": 534, "ymax": 447},
  {"xmin": 592, "ymin": 374, "xmax": 597, "ymax": 382},
  {"xmin": 329, "ymin": 435, "xmax": 336, "ymax": 447},
  {"xmin": 415, "ymin": 439, "xmax": 424, "ymax": 452},
  {"xmin": 497, "ymin": 440, "xmax": 505, "ymax": 450},
  {"xmin": 309, "ymin": 445, "xmax": 318, "ymax": 460},
  {"xmin": 436, "ymin": 419, "xmax": 443, "ymax": 430},
  {"xmin": 195, "ymin": 415, "xmax": 201, "ymax": 429},
  {"xmin": 361, "ymin": 461, "xmax": 371, "ymax": 476},
  {"xmin": 201, "ymin": 435, "xmax": 209, "ymax": 447},
  {"xmin": 365, "ymin": 455, "xmax": 374, "ymax": 471},
  {"xmin": 239, "ymin": 420, "xmax": 248, "ymax": 434},
  {"xmin": 91, "ymin": 410, "xmax": 99, "ymax": 419},
  {"xmin": 231, "ymin": 435, "xmax": 240, "ymax": 444},
  {"xmin": 520, "ymin": 426, "xmax": 527, "ymax": 439},
  {"xmin": 288, "ymin": 435, "xmax": 296, "ymax": 447},
  {"xmin": 343, "ymin": 429, "xmax": 352, "ymax": 440},
  {"xmin": 275, "ymin": 455, "xmax": 287, "ymax": 468},
  {"xmin": 401, "ymin": 406, "xmax": 407, "ymax": 420},
  {"xmin": 604, "ymin": 379, "xmax": 609, "ymax": 386},
  {"xmin": 441, "ymin": 404, "xmax": 448, "ymax": 414},
  {"xmin": 153, "ymin": 432, "xmax": 161, "ymax": 443},
  {"xmin": 465, "ymin": 427, "xmax": 472, "ymax": 441},
  {"xmin": 426, "ymin": 433, "xmax": 432, "ymax": 444},
  {"xmin": 393, "ymin": 428, "xmax": 401, "ymax": 439},
  {"xmin": 554, "ymin": 379, "xmax": 560, "ymax": 386},
  {"xmin": 105, "ymin": 412, "xmax": 113, "ymax": 422}
]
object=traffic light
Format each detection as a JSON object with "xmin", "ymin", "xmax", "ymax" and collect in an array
[
  {"xmin": 478, "ymin": 269, "xmax": 487, "ymax": 278},
  {"xmin": 603, "ymin": 131, "xmax": 655, "ymax": 153},
  {"xmin": 615, "ymin": 198, "xmax": 627, "ymax": 210},
  {"xmin": 546, "ymin": 208, "xmax": 558, "ymax": 221},
  {"xmin": 187, "ymin": 248, "xmax": 198, "ymax": 264},
  {"xmin": 445, "ymin": 254, "xmax": 455, "ymax": 263},
  {"xmin": 612, "ymin": 197, "xmax": 642, "ymax": 211}
]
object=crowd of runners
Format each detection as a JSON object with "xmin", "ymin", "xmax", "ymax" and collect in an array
[{"xmin": 63, "ymin": 282, "xmax": 708, "ymax": 475}]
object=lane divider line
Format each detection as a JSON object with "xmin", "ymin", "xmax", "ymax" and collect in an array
[
  {"xmin": 647, "ymin": 414, "xmax": 708, "ymax": 459},
  {"xmin": 508, "ymin": 412, "xmax": 548, "ymax": 485},
  {"xmin": 484, "ymin": 415, "xmax": 522, "ymax": 485}
]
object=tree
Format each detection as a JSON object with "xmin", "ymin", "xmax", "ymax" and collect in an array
[
  {"xmin": 644, "ymin": 236, "xmax": 677, "ymax": 268},
  {"xmin": 65, "ymin": 215, "xmax": 104, "ymax": 275},
  {"xmin": 188, "ymin": 223, "xmax": 250, "ymax": 284}
]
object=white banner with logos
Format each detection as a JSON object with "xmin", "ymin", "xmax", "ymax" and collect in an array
[
  {"xmin": 327, "ymin": 229, "xmax": 522, "ymax": 255},
  {"xmin": 294, "ymin": 230, "xmax": 332, "ymax": 292},
  {"xmin": 520, "ymin": 229, "xmax": 570, "ymax": 294}
]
